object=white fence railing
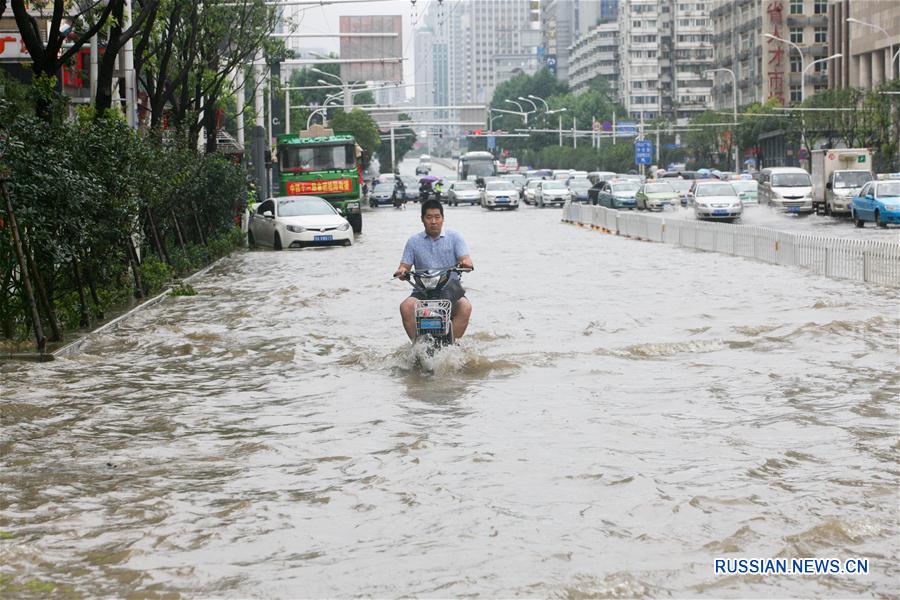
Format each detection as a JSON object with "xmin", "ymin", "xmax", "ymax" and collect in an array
[{"xmin": 562, "ymin": 203, "xmax": 900, "ymax": 287}]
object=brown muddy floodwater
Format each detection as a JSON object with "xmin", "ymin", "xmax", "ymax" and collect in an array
[{"xmin": 2, "ymin": 165, "xmax": 898, "ymax": 597}]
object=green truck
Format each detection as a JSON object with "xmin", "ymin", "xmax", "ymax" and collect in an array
[{"xmin": 275, "ymin": 125, "xmax": 364, "ymax": 233}]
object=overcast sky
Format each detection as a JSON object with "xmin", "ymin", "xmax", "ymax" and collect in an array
[{"xmin": 288, "ymin": 0, "xmax": 427, "ymax": 93}]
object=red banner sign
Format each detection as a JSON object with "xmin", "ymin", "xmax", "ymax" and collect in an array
[{"xmin": 287, "ymin": 179, "xmax": 353, "ymax": 195}]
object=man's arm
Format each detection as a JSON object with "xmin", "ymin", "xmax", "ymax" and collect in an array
[
  {"xmin": 454, "ymin": 232, "xmax": 473, "ymax": 270},
  {"xmin": 457, "ymin": 255, "xmax": 473, "ymax": 270},
  {"xmin": 394, "ymin": 261, "xmax": 412, "ymax": 279}
]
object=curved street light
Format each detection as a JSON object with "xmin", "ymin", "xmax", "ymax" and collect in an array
[
  {"xmin": 764, "ymin": 33, "xmax": 806, "ymax": 102},
  {"xmin": 528, "ymin": 94, "xmax": 549, "ymax": 111},
  {"xmin": 846, "ymin": 18, "xmax": 896, "ymax": 81},
  {"xmin": 704, "ymin": 67, "xmax": 739, "ymax": 172}
]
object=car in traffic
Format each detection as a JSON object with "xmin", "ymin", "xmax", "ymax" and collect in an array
[
  {"xmin": 248, "ymin": 196, "xmax": 353, "ymax": 249},
  {"xmin": 690, "ymin": 181, "xmax": 742, "ymax": 222},
  {"xmin": 524, "ymin": 179, "xmax": 542, "ymax": 205},
  {"xmin": 481, "ymin": 180, "xmax": 519, "ymax": 210},
  {"xmin": 592, "ymin": 179, "xmax": 640, "ymax": 209},
  {"xmin": 635, "ymin": 181, "xmax": 679, "ymax": 211},
  {"xmin": 851, "ymin": 179, "xmax": 900, "ymax": 228},
  {"xmin": 535, "ymin": 180, "xmax": 572, "ymax": 207},
  {"xmin": 447, "ymin": 180, "xmax": 481, "ymax": 206},
  {"xmin": 501, "ymin": 173, "xmax": 527, "ymax": 199},
  {"xmin": 401, "ymin": 176, "xmax": 420, "ymax": 202},
  {"xmin": 666, "ymin": 178, "xmax": 694, "ymax": 206},
  {"xmin": 758, "ymin": 167, "xmax": 813, "ymax": 214},
  {"xmin": 731, "ymin": 180, "xmax": 758, "ymax": 206},
  {"xmin": 368, "ymin": 182, "xmax": 396, "ymax": 207},
  {"xmin": 567, "ymin": 178, "xmax": 593, "ymax": 203}
]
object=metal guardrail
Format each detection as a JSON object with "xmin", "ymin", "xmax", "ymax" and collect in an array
[{"xmin": 562, "ymin": 203, "xmax": 900, "ymax": 288}]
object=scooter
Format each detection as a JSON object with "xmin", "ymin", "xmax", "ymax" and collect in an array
[
  {"xmin": 392, "ymin": 187, "xmax": 406, "ymax": 209},
  {"xmin": 402, "ymin": 266, "xmax": 471, "ymax": 354}
]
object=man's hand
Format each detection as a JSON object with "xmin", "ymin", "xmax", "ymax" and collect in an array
[
  {"xmin": 457, "ymin": 256, "xmax": 474, "ymax": 271},
  {"xmin": 393, "ymin": 268, "xmax": 409, "ymax": 280}
]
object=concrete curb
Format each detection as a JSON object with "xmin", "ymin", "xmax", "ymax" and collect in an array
[{"xmin": 51, "ymin": 255, "xmax": 231, "ymax": 359}]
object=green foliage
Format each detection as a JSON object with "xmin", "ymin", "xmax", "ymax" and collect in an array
[
  {"xmin": 328, "ymin": 108, "xmax": 381, "ymax": 170},
  {"xmin": 169, "ymin": 282, "xmax": 197, "ymax": 297},
  {"xmin": 0, "ymin": 111, "xmax": 249, "ymax": 346},
  {"xmin": 377, "ymin": 113, "xmax": 417, "ymax": 172},
  {"xmin": 140, "ymin": 256, "xmax": 175, "ymax": 295}
]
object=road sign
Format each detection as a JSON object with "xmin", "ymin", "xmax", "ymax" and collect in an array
[
  {"xmin": 602, "ymin": 120, "xmax": 612, "ymax": 132},
  {"xmin": 618, "ymin": 121, "xmax": 637, "ymax": 137},
  {"xmin": 635, "ymin": 140, "xmax": 653, "ymax": 165},
  {"xmin": 487, "ymin": 135, "xmax": 496, "ymax": 150}
]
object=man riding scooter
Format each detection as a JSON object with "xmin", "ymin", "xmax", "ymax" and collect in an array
[
  {"xmin": 419, "ymin": 179, "xmax": 433, "ymax": 203},
  {"xmin": 392, "ymin": 176, "xmax": 407, "ymax": 209}
]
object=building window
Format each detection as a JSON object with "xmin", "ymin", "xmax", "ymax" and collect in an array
[
  {"xmin": 790, "ymin": 27, "xmax": 803, "ymax": 44},
  {"xmin": 790, "ymin": 55, "xmax": 801, "ymax": 72},
  {"xmin": 814, "ymin": 0, "xmax": 827, "ymax": 14},
  {"xmin": 814, "ymin": 27, "xmax": 826, "ymax": 44},
  {"xmin": 790, "ymin": 84, "xmax": 802, "ymax": 103},
  {"xmin": 790, "ymin": 0, "xmax": 803, "ymax": 15}
]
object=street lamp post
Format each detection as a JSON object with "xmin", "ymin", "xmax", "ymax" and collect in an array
[
  {"xmin": 312, "ymin": 67, "xmax": 351, "ymax": 110},
  {"xmin": 705, "ymin": 67, "xmax": 739, "ymax": 172},
  {"xmin": 846, "ymin": 18, "xmax": 895, "ymax": 81},
  {"xmin": 528, "ymin": 94, "xmax": 549, "ymax": 111},
  {"xmin": 505, "ymin": 99, "xmax": 527, "ymax": 124},
  {"xmin": 546, "ymin": 107, "xmax": 568, "ymax": 146},
  {"xmin": 764, "ymin": 33, "xmax": 806, "ymax": 102}
]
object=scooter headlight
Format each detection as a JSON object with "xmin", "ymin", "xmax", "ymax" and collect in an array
[{"xmin": 420, "ymin": 274, "xmax": 441, "ymax": 290}]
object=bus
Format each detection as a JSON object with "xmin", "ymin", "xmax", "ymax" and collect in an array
[
  {"xmin": 457, "ymin": 151, "xmax": 497, "ymax": 186},
  {"xmin": 275, "ymin": 124, "xmax": 363, "ymax": 233}
]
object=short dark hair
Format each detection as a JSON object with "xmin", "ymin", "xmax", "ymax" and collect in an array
[{"xmin": 421, "ymin": 199, "xmax": 444, "ymax": 219}]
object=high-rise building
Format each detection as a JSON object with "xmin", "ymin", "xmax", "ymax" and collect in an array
[
  {"xmin": 711, "ymin": 0, "xmax": 833, "ymax": 110},
  {"xmin": 568, "ymin": 22, "xmax": 619, "ymax": 94},
  {"xmin": 828, "ymin": 0, "xmax": 900, "ymax": 91},
  {"xmin": 415, "ymin": 0, "xmax": 538, "ymax": 112},
  {"xmin": 618, "ymin": 0, "xmax": 714, "ymax": 123}
]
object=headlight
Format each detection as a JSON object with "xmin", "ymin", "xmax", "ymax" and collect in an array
[
  {"xmin": 286, "ymin": 225, "xmax": 306, "ymax": 233},
  {"xmin": 420, "ymin": 275, "xmax": 441, "ymax": 290},
  {"xmin": 346, "ymin": 202, "xmax": 359, "ymax": 208},
  {"xmin": 338, "ymin": 223, "xmax": 350, "ymax": 231}
]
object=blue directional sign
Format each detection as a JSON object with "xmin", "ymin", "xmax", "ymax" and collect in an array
[
  {"xmin": 635, "ymin": 140, "xmax": 653, "ymax": 165},
  {"xmin": 486, "ymin": 135, "xmax": 496, "ymax": 150},
  {"xmin": 618, "ymin": 121, "xmax": 638, "ymax": 137}
]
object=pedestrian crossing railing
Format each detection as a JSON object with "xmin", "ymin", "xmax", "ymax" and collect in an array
[{"xmin": 562, "ymin": 202, "xmax": 900, "ymax": 287}]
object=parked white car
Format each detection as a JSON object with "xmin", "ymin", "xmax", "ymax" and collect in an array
[
  {"xmin": 690, "ymin": 181, "xmax": 743, "ymax": 222},
  {"xmin": 248, "ymin": 196, "xmax": 353, "ymax": 250},
  {"xmin": 481, "ymin": 181, "xmax": 519, "ymax": 210}
]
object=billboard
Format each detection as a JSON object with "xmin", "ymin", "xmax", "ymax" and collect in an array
[{"xmin": 339, "ymin": 16, "xmax": 402, "ymax": 82}]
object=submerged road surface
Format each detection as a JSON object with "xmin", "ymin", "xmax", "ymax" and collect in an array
[{"xmin": 2, "ymin": 161, "xmax": 898, "ymax": 597}]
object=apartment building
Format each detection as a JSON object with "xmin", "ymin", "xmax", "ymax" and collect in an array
[
  {"xmin": 568, "ymin": 22, "xmax": 619, "ymax": 94},
  {"xmin": 711, "ymin": 0, "xmax": 833, "ymax": 110},
  {"xmin": 828, "ymin": 0, "xmax": 899, "ymax": 90},
  {"xmin": 618, "ymin": 0, "xmax": 714, "ymax": 123}
]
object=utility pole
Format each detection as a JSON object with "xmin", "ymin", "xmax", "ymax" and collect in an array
[
  {"xmin": 390, "ymin": 127, "xmax": 396, "ymax": 171},
  {"xmin": 253, "ymin": 50, "xmax": 267, "ymax": 201},
  {"xmin": 573, "ymin": 116, "xmax": 577, "ymax": 149},
  {"xmin": 235, "ymin": 66, "xmax": 245, "ymax": 149},
  {"xmin": 123, "ymin": 0, "xmax": 136, "ymax": 128},
  {"xmin": 558, "ymin": 113, "xmax": 563, "ymax": 146},
  {"xmin": 612, "ymin": 113, "xmax": 617, "ymax": 145},
  {"xmin": 90, "ymin": 35, "xmax": 98, "ymax": 102}
]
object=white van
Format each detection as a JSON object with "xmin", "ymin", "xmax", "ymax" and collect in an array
[{"xmin": 758, "ymin": 167, "xmax": 813, "ymax": 214}]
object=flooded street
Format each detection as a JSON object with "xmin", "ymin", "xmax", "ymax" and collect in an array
[{"xmin": 2, "ymin": 160, "xmax": 899, "ymax": 597}]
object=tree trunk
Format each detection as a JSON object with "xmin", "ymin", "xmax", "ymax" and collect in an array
[
  {"xmin": 82, "ymin": 253, "xmax": 104, "ymax": 320},
  {"xmin": 25, "ymin": 241, "xmax": 62, "ymax": 341},
  {"xmin": 191, "ymin": 205, "xmax": 207, "ymax": 247},
  {"xmin": 204, "ymin": 101, "xmax": 218, "ymax": 154},
  {"xmin": 171, "ymin": 208, "xmax": 187, "ymax": 252},
  {"xmin": 71, "ymin": 254, "xmax": 91, "ymax": 328},
  {"xmin": 94, "ymin": 0, "xmax": 124, "ymax": 114},
  {"xmin": 146, "ymin": 209, "xmax": 171, "ymax": 264},
  {"xmin": 125, "ymin": 237, "xmax": 146, "ymax": 299},
  {"xmin": 2, "ymin": 179, "xmax": 45, "ymax": 352}
]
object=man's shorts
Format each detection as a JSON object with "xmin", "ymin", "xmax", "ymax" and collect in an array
[{"xmin": 410, "ymin": 279, "xmax": 466, "ymax": 313}]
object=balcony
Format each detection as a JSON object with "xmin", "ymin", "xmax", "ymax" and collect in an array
[
  {"xmin": 805, "ymin": 72, "xmax": 828, "ymax": 86},
  {"xmin": 806, "ymin": 43, "xmax": 828, "ymax": 58},
  {"xmin": 786, "ymin": 14, "xmax": 828, "ymax": 28}
]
